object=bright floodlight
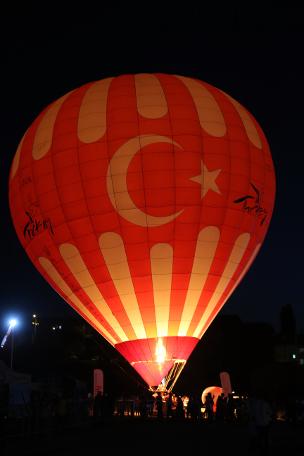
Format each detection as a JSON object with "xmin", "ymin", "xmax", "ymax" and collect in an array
[{"xmin": 1, "ymin": 318, "xmax": 18, "ymax": 348}]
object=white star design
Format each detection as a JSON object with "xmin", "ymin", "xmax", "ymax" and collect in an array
[{"xmin": 190, "ymin": 160, "xmax": 221, "ymax": 198}]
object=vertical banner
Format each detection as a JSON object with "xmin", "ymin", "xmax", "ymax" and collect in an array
[
  {"xmin": 220, "ymin": 371, "xmax": 232, "ymax": 396},
  {"xmin": 93, "ymin": 369, "xmax": 104, "ymax": 397}
]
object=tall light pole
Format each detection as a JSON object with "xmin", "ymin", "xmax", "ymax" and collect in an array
[
  {"xmin": 1, "ymin": 319, "xmax": 17, "ymax": 369},
  {"xmin": 10, "ymin": 324, "xmax": 14, "ymax": 369},
  {"xmin": 32, "ymin": 314, "xmax": 39, "ymax": 343},
  {"xmin": 9, "ymin": 319, "xmax": 17, "ymax": 369}
]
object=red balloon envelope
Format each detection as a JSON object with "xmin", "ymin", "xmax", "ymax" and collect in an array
[
  {"xmin": 9, "ymin": 74, "xmax": 276, "ymax": 388},
  {"xmin": 201, "ymin": 386, "xmax": 223, "ymax": 413}
]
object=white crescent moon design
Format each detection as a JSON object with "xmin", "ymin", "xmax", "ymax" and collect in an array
[{"xmin": 106, "ymin": 135, "xmax": 184, "ymax": 227}]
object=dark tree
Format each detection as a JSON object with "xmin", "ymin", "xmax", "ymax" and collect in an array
[{"xmin": 279, "ymin": 304, "xmax": 296, "ymax": 343}]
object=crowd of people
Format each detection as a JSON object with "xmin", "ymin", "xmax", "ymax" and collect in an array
[
  {"xmin": 1, "ymin": 383, "xmax": 304, "ymax": 454},
  {"xmin": 112, "ymin": 390, "xmax": 270, "ymax": 424}
]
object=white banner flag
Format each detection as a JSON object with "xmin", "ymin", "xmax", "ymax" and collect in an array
[
  {"xmin": 220, "ymin": 371, "xmax": 232, "ymax": 396},
  {"xmin": 93, "ymin": 368, "xmax": 104, "ymax": 396}
]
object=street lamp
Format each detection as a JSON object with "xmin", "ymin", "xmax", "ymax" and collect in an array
[
  {"xmin": 32, "ymin": 313, "xmax": 39, "ymax": 343},
  {"xmin": 9, "ymin": 319, "xmax": 17, "ymax": 369},
  {"xmin": 1, "ymin": 318, "xmax": 18, "ymax": 369}
]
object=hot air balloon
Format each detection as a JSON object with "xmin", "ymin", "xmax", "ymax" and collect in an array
[
  {"xmin": 9, "ymin": 74, "xmax": 276, "ymax": 391},
  {"xmin": 201, "ymin": 386, "xmax": 223, "ymax": 412}
]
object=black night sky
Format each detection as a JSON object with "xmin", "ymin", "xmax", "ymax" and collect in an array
[{"xmin": 1, "ymin": 4, "xmax": 303, "ymax": 337}]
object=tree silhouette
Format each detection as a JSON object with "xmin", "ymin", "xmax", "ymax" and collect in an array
[{"xmin": 279, "ymin": 304, "xmax": 296, "ymax": 343}]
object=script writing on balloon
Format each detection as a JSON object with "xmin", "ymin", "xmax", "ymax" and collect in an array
[
  {"xmin": 233, "ymin": 183, "xmax": 267, "ymax": 226},
  {"xmin": 23, "ymin": 210, "xmax": 54, "ymax": 241}
]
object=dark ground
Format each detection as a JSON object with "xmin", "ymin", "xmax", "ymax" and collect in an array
[{"xmin": 1, "ymin": 417, "xmax": 304, "ymax": 456}]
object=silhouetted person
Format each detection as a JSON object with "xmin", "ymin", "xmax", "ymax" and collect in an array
[
  {"xmin": 87, "ymin": 392, "xmax": 94, "ymax": 417},
  {"xmin": 187, "ymin": 395, "xmax": 200, "ymax": 420},
  {"xmin": 205, "ymin": 392, "xmax": 214, "ymax": 422},
  {"xmin": 215, "ymin": 393, "xmax": 226, "ymax": 422},
  {"xmin": 54, "ymin": 393, "xmax": 67, "ymax": 430},
  {"xmin": 175, "ymin": 396, "xmax": 185, "ymax": 420},
  {"xmin": 93, "ymin": 391, "xmax": 104, "ymax": 421},
  {"xmin": 103, "ymin": 392, "xmax": 114, "ymax": 418},
  {"xmin": 248, "ymin": 393, "xmax": 273, "ymax": 454},
  {"xmin": 30, "ymin": 390, "xmax": 40, "ymax": 433},
  {"xmin": 166, "ymin": 392, "xmax": 173, "ymax": 419},
  {"xmin": 156, "ymin": 392, "xmax": 163, "ymax": 420},
  {"xmin": 139, "ymin": 393, "xmax": 148, "ymax": 419},
  {"xmin": 226, "ymin": 393, "xmax": 235, "ymax": 422},
  {"xmin": 285, "ymin": 395, "xmax": 300, "ymax": 429}
]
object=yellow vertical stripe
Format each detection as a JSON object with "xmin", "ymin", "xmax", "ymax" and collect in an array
[
  {"xmin": 135, "ymin": 74, "xmax": 168, "ymax": 118},
  {"xmin": 177, "ymin": 76, "xmax": 226, "ymax": 137},
  {"xmin": 221, "ymin": 244, "xmax": 261, "ymax": 305},
  {"xmin": 11, "ymin": 130, "xmax": 27, "ymax": 179},
  {"xmin": 193, "ymin": 233, "xmax": 250, "ymax": 338},
  {"xmin": 38, "ymin": 257, "xmax": 117, "ymax": 345},
  {"xmin": 32, "ymin": 92, "xmax": 71, "ymax": 160},
  {"xmin": 150, "ymin": 243, "xmax": 173, "ymax": 337},
  {"xmin": 178, "ymin": 227, "xmax": 220, "ymax": 336},
  {"xmin": 59, "ymin": 243, "xmax": 128, "ymax": 342},
  {"xmin": 78, "ymin": 78, "xmax": 112, "ymax": 143},
  {"xmin": 99, "ymin": 232, "xmax": 147, "ymax": 340},
  {"xmin": 197, "ymin": 243, "xmax": 261, "ymax": 339},
  {"xmin": 222, "ymin": 91, "xmax": 262, "ymax": 149}
]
